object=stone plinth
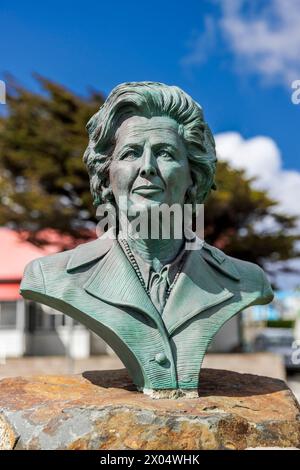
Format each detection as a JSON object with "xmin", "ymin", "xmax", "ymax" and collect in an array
[{"xmin": 0, "ymin": 368, "xmax": 299, "ymax": 450}]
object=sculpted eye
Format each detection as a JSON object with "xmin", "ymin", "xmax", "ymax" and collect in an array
[
  {"xmin": 120, "ymin": 149, "xmax": 139, "ymax": 161},
  {"xmin": 156, "ymin": 149, "xmax": 174, "ymax": 160}
]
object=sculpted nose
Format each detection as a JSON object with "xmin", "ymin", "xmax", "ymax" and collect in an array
[{"xmin": 139, "ymin": 147, "xmax": 157, "ymax": 178}]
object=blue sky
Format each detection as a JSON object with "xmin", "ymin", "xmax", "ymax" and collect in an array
[
  {"xmin": 1, "ymin": 0, "xmax": 300, "ymax": 287},
  {"xmin": 0, "ymin": 0, "xmax": 299, "ymax": 172}
]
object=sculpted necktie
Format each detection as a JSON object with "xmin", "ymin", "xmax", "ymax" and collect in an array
[{"xmin": 148, "ymin": 266, "xmax": 169, "ymax": 314}]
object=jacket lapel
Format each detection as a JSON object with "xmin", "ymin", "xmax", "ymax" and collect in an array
[
  {"xmin": 67, "ymin": 233, "xmax": 238, "ymax": 336},
  {"xmin": 83, "ymin": 241, "xmax": 163, "ymax": 327},
  {"xmin": 162, "ymin": 248, "xmax": 235, "ymax": 335},
  {"xmin": 66, "ymin": 228, "xmax": 116, "ymax": 271}
]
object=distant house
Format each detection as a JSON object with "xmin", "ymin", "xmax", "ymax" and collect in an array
[{"xmin": 0, "ymin": 228, "xmax": 106, "ymax": 359}]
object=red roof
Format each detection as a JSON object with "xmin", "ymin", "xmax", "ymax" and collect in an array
[
  {"xmin": 0, "ymin": 228, "xmax": 61, "ymax": 300},
  {"xmin": 0, "ymin": 228, "xmax": 58, "ymax": 282},
  {"xmin": 0, "ymin": 227, "xmax": 97, "ymax": 300},
  {"xmin": 0, "ymin": 283, "xmax": 22, "ymax": 301}
]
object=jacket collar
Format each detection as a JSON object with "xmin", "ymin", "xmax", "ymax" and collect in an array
[
  {"xmin": 66, "ymin": 230, "xmax": 115, "ymax": 271},
  {"xmin": 201, "ymin": 242, "xmax": 240, "ymax": 281},
  {"xmin": 162, "ymin": 249, "xmax": 235, "ymax": 334},
  {"xmin": 83, "ymin": 240, "xmax": 163, "ymax": 327},
  {"xmin": 66, "ymin": 234, "xmax": 239, "ymax": 335}
]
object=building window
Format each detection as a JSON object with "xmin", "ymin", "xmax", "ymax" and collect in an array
[
  {"xmin": 0, "ymin": 301, "xmax": 17, "ymax": 329},
  {"xmin": 27, "ymin": 302, "xmax": 80, "ymax": 332}
]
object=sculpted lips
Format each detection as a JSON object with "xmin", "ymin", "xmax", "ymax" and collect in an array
[{"xmin": 132, "ymin": 184, "xmax": 164, "ymax": 195}]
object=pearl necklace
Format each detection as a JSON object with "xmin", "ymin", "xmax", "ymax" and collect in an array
[{"xmin": 118, "ymin": 238, "xmax": 187, "ymax": 301}]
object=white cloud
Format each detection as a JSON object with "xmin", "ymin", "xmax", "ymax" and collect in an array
[
  {"xmin": 215, "ymin": 131, "xmax": 300, "ymax": 289},
  {"xmin": 181, "ymin": 16, "xmax": 216, "ymax": 67},
  {"xmin": 215, "ymin": 131, "xmax": 300, "ymax": 216},
  {"xmin": 183, "ymin": 0, "xmax": 300, "ymax": 86},
  {"xmin": 220, "ymin": 0, "xmax": 300, "ymax": 85}
]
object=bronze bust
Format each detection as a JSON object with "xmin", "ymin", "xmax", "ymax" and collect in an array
[{"xmin": 20, "ymin": 82, "xmax": 274, "ymax": 393}]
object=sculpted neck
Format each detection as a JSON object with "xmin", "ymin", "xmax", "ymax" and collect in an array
[
  {"xmin": 127, "ymin": 235, "xmax": 184, "ymax": 266},
  {"xmin": 119, "ymin": 220, "xmax": 184, "ymax": 266}
]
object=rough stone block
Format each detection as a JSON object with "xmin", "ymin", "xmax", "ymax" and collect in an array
[{"xmin": 0, "ymin": 368, "xmax": 299, "ymax": 450}]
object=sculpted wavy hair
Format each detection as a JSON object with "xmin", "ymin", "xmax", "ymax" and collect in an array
[{"xmin": 83, "ymin": 82, "xmax": 217, "ymax": 209}]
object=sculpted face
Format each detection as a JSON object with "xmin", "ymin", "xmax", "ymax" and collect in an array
[{"xmin": 109, "ymin": 115, "xmax": 192, "ymax": 215}]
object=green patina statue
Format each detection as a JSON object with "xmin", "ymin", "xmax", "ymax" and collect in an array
[{"xmin": 20, "ymin": 82, "xmax": 274, "ymax": 393}]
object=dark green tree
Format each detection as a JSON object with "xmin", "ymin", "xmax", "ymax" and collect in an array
[
  {"xmin": 205, "ymin": 162, "xmax": 300, "ymax": 275},
  {"xmin": 0, "ymin": 75, "xmax": 104, "ymax": 248}
]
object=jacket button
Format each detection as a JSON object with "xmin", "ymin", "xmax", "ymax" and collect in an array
[
  {"xmin": 181, "ymin": 376, "xmax": 193, "ymax": 383},
  {"xmin": 155, "ymin": 353, "xmax": 167, "ymax": 365}
]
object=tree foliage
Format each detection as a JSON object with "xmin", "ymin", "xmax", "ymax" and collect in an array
[
  {"xmin": 205, "ymin": 162, "xmax": 300, "ymax": 272},
  {"xmin": 0, "ymin": 75, "xmax": 104, "ymax": 246},
  {"xmin": 0, "ymin": 75, "xmax": 299, "ymax": 278}
]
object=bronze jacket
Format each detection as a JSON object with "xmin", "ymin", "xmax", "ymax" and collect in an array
[{"xmin": 20, "ymin": 234, "xmax": 273, "ymax": 391}]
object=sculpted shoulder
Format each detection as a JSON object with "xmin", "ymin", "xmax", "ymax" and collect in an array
[
  {"xmin": 20, "ymin": 235, "xmax": 274, "ymax": 309},
  {"xmin": 201, "ymin": 242, "xmax": 274, "ymax": 305},
  {"xmin": 20, "ymin": 234, "xmax": 114, "ymax": 298}
]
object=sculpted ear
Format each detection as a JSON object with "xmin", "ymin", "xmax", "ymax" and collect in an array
[
  {"xmin": 187, "ymin": 166, "xmax": 216, "ymax": 205},
  {"xmin": 102, "ymin": 186, "xmax": 114, "ymax": 203},
  {"xmin": 185, "ymin": 183, "xmax": 197, "ymax": 205}
]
